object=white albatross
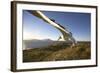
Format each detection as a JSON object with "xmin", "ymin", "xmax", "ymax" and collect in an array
[{"xmin": 27, "ymin": 10, "xmax": 77, "ymax": 46}]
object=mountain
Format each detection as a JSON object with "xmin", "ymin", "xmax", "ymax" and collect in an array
[{"xmin": 23, "ymin": 39, "xmax": 54, "ymax": 50}]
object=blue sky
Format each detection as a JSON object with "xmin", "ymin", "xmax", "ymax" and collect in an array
[{"xmin": 23, "ymin": 10, "xmax": 91, "ymax": 41}]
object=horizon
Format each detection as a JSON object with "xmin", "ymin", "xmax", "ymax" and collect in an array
[{"xmin": 23, "ymin": 38, "xmax": 91, "ymax": 42}]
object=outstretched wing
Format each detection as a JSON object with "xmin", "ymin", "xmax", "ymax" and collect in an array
[{"xmin": 27, "ymin": 10, "xmax": 50, "ymax": 24}]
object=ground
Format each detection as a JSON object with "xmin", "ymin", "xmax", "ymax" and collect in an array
[{"xmin": 23, "ymin": 41, "xmax": 91, "ymax": 62}]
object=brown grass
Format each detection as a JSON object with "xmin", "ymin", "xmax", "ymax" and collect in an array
[{"xmin": 23, "ymin": 41, "xmax": 91, "ymax": 62}]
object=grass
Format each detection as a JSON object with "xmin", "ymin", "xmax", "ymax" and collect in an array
[{"xmin": 23, "ymin": 41, "xmax": 91, "ymax": 62}]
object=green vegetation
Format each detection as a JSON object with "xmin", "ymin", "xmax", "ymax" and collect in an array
[{"xmin": 23, "ymin": 41, "xmax": 91, "ymax": 62}]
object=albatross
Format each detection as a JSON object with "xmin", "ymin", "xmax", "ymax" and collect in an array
[{"xmin": 27, "ymin": 10, "xmax": 77, "ymax": 46}]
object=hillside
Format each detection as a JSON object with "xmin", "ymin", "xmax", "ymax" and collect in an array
[{"xmin": 23, "ymin": 41, "xmax": 91, "ymax": 62}]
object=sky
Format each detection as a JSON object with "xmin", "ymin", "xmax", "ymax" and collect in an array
[{"xmin": 23, "ymin": 10, "xmax": 91, "ymax": 41}]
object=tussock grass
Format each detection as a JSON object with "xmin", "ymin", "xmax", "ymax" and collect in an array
[{"xmin": 23, "ymin": 41, "xmax": 91, "ymax": 62}]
